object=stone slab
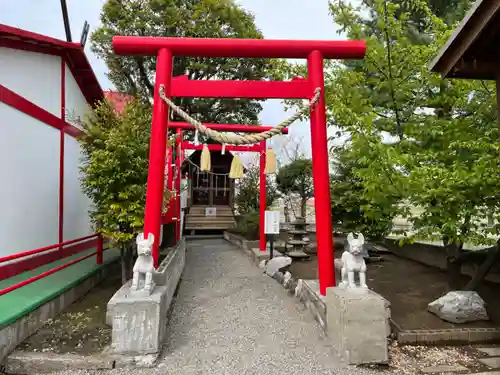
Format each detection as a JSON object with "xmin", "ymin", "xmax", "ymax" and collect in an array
[
  {"xmin": 421, "ymin": 364, "xmax": 468, "ymax": 373},
  {"xmin": 479, "ymin": 357, "xmax": 500, "ymax": 368},
  {"xmin": 4, "ymin": 351, "xmax": 114, "ymax": 374},
  {"xmin": 325, "ymin": 287, "xmax": 390, "ymax": 365},
  {"xmin": 296, "ymin": 280, "xmax": 326, "ymax": 331},
  {"xmin": 109, "ymin": 281, "xmax": 168, "ymax": 355},
  {"xmin": 477, "ymin": 347, "xmax": 500, "ymax": 356}
]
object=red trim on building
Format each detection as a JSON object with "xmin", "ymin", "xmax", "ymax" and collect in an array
[
  {"xmin": 0, "ymin": 84, "xmax": 83, "ymax": 138},
  {"xmin": 0, "ymin": 24, "xmax": 104, "ymax": 105},
  {"xmin": 63, "ymin": 123, "xmax": 84, "ymax": 138},
  {"xmin": 59, "ymin": 59, "xmax": 66, "ymax": 247},
  {"xmin": 0, "ymin": 84, "xmax": 61, "ymax": 130},
  {"xmin": 0, "ymin": 39, "xmax": 63, "ymax": 57},
  {"xmin": 0, "ymin": 238, "xmax": 99, "ymax": 282}
]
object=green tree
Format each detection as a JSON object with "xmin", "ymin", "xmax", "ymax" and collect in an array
[
  {"xmin": 235, "ymin": 165, "xmax": 278, "ymax": 215},
  {"xmin": 330, "ymin": 146, "xmax": 396, "ymax": 240},
  {"xmin": 327, "ymin": 0, "xmax": 500, "ymax": 290},
  {"xmin": 276, "ymin": 158, "xmax": 313, "ymax": 218},
  {"xmin": 91, "ymin": 0, "xmax": 280, "ymax": 126},
  {"xmin": 234, "ymin": 165, "xmax": 279, "ymax": 239},
  {"xmin": 78, "ymin": 98, "xmax": 174, "ymax": 283}
]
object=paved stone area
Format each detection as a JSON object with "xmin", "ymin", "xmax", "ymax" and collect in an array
[
  {"xmin": 421, "ymin": 364, "xmax": 469, "ymax": 373},
  {"xmin": 478, "ymin": 357, "xmax": 500, "ymax": 368},
  {"xmin": 47, "ymin": 239, "xmax": 388, "ymax": 375},
  {"xmin": 474, "ymin": 346, "xmax": 500, "ymax": 374},
  {"xmin": 477, "ymin": 347, "xmax": 500, "ymax": 357}
]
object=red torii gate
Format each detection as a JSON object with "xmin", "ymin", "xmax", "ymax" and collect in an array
[{"xmin": 113, "ymin": 36, "xmax": 366, "ymax": 295}]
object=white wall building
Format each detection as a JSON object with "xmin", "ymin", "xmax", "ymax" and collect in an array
[{"xmin": 0, "ymin": 24, "xmax": 103, "ymax": 260}]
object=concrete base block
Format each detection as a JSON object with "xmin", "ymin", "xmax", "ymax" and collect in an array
[
  {"xmin": 108, "ymin": 282, "xmax": 168, "ymax": 356},
  {"xmin": 4, "ymin": 351, "xmax": 114, "ymax": 374},
  {"xmin": 326, "ymin": 287, "xmax": 390, "ymax": 365},
  {"xmin": 101, "ymin": 346, "xmax": 159, "ymax": 368},
  {"xmin": 107, "ymin": 239, "xmax": 186, "ymax": 358}
]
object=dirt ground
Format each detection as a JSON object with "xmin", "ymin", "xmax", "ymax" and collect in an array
[
  {"xmin": 17, "ymin": 263, "xmax": 122, "ymax": 355},
  {"xmin": 289, "ymin": 236, "xmax": 500, "ymax": 331}
]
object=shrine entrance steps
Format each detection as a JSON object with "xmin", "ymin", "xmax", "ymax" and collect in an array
[{"xmin": 184, "ymin": 205, "xmax": 236, "ymax": 234}]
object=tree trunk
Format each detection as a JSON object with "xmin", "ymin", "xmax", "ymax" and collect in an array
[
  {"xmin": 120, "ymin": 245, "xmax": 128, "ymax": 285},
  {"xmin": 444, "ymin": 238, "xmax": 463, "ymax": 290},
  {"xmin": 300, "ymin": 197, "xmax": 307, "ymax": 219},
  {"xmin": 127, "ymin": 244, "xmax": 135, "ymax": 280},
  {"xmin": 120, "ymin": 243, "xmax": 136, "ymax": 284},
  {"xmin": 463, "ymin": 241, "xmax": 500, "ymax": 291}
]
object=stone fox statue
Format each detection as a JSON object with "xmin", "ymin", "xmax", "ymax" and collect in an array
[
  {"xmin": 131, "ymin": 232, "xmax": 155, "ymax": 292},
  {"xmin": 336, "ymin": 232, "xmax": 368, "ymax": 288}
]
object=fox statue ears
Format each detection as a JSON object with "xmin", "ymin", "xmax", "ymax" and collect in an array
[
  {"xmin": 136, "ymin": 232, "xmax": 155, "ymax": 246},
  {"xmin": 347, "ymin": 232, "xmax": 365, "ymax": 244}
]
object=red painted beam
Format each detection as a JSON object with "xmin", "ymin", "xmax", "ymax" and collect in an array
[
  {"xmin": 171, "ymin": 75, "xmax": 310, "ymax": 99},
  {"xmin": 113, "ymin": 36, "xmax": 366, "ymax": 60},
  {"xmin": 0, "ymin": 84, "xmax": 84, "ymax": 138},
  {"xmin": 0, "ymin": 250, "xmax": 101, "ymax": 297},
  {"xmin": 0, "ymin": 237, "xmax": 100, "ymax": 282},
  {"xmin": 0, "ymin": 234, "xmax": 99, "ymax": 264},
  {"xmin": 169, "ymin": 122, "xmax": 289, "ymax": 134},
  {"xmin": 181, "ymin": 142, "xmax": 261, "ymax": 152}
]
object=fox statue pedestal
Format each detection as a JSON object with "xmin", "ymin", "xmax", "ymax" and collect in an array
[
  {"xmin": 326, "ymin": 287, "xmax": 390, "ymax": 365},
  {"xmin": 107, "ymin": 233, "xmax": 167, "ymax": 367},
  {"xmin": 327, "ymin": 232, "xmax": 390, "ymax": 365}
]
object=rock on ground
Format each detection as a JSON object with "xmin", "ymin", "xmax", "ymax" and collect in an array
[
  {"xmin": 428, "ymin": 290, "xmax": 489, "ymax": 323},
  {"xmin": 264, "ymin": 256, "xmax": 292, "ymax": 277}
]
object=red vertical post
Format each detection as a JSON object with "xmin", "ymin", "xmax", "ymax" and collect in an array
[
  {"xmin": 259, "ymin": 140, "xmax": 267, "ymax": 252},
  {"xmin": 96, "ymin": 235, "xmax": 103, "ymax": 265},
  {"xmin": 144, "ymin": 48, "xmax": 172, "ymax": 268},
  {"xmin": 308, "ymin": 50, "xmax": 335, "ymax": 296},
  {"xmin": 167, "ymin": 144, "xmax": 173, "ymax": 190},
  {"xmin": 174, "ymin": 129, "xmax": 182, "ymax": 242},
  {"xmin": 59, "ymin": 58, "xmax": 66, "ymax": 251}
]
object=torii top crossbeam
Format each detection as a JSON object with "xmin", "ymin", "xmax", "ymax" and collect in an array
[{"xmin": 113, "ymin": 36, "xmax": 366, "ymax": 59}]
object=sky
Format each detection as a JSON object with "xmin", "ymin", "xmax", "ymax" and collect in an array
[{"xmin": 0, "ymin": 0, "xmax": 343, "ymax": 161}]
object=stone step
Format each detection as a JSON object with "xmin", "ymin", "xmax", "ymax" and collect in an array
[
  {"xmin": 186, "ymin": 213, "xmax": 234, "ymax": 218},
  {"xmin": 189, "ymin": 205, "xmax": 232, "ymax": 211},
  {"xmin": 185, "ymin": 223, "xmax": 235, "ymax": 230},
  {"xmin": 189, "ymin": 209, "xmax": 233, "ymax": 216},
  {"xmin": 186, "ymin": 217, "xmax": 235, "ymax": 223}
]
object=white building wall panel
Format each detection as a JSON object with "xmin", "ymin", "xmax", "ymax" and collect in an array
[
  {"xmin": 0, "ymin": 103, "xmax": 59, "ymax": 258},
  {"xmin": 63, "ymin": 136, "xmax": 93, "ymax": 242},
  {"xmin": 0, "ymin": 47, "xmax": 61, "ymax": 117},
  {"xmin": 64, "ymin": 65, "xmax": 91, "ymax": 129}
]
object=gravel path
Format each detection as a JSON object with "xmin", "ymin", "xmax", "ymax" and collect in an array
[{"xmin": 50, "ymin": 238, "xmax": 389, "ymax": 375}]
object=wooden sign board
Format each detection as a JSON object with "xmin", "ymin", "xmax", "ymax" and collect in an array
[
  {"xmin": 264, "ymin": 210, "xmax": 280, "ymax": 234},
  {"xmin": 205, "ymin": 207, "xmax": 217, "ymax": 217}
]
